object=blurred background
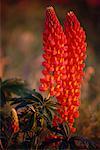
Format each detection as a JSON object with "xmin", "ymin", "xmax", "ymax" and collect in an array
[{"xmin": 0, "ymin": 0, "xmax": 100, "ymax": 144}]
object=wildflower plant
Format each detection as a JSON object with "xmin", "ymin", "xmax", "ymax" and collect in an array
[
  {"xmin": 0, "ymin": 6, "xmax": 97, "ymax": 150},
  {"xmin": 39, "ymin": 7, "xmax": 86, "ymax": 133}
]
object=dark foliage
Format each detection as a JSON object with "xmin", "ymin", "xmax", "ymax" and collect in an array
[{"xmin": 0, "ymin": 78, "xmax": 97, "ymax": 150}]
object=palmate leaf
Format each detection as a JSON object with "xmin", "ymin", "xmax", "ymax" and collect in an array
[
  {"xmin": 59, "ymin": 123, "xmax": 70, "ymax": 138},
  {"xmin": 43, "ymin": 107, "xmax": 53, "ymax": 122},
  {"xmin": 47, "ymin": 124, "xmax": 63, "ymax": 136},
  {"xmin": 38, "ymin": 97, "xmax": 57, "ymax": 125},
  {"xmin": 44, "ymin": 97, "xmax": 57, "ymax": 110},
  {"xmin": 15, "ymin": 101, "xmax": 29, "ymax": 110},
  {"xmin": 47, "ymin": 122, "xmax": 70, "ymax": 141},
  {"xmin": 31, "ymin": 89, "xmax": 43, "ymax": 103},
  {"xmin": 46, "ymin": 108, "xmax": 55, "ymax": 121},
  {"xmin": 1, "ymin": 78, "xmax": 31, "ymax": 98},
  {"xmin": 9, "ymin": 91, "xmax": 44, "ymax": 111},
  {"xmin": 10, "ymin": 98, "xmax": 25, "ymax": 105},
  {"xmin": 10, "ymin": 95, "xmax": 43, "ymax": 106}
]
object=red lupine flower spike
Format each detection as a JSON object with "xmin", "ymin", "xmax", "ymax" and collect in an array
[
  {"xmin": 63, "ymin": 11, "xmax": 87, "ymax": 132},
  {"xmin": 39, "ymin": 7, "xmax": 87, "ymax": 134},
  {"xmin": 39, "ymin": 6, "xmax": 67, "ymax": 96}
]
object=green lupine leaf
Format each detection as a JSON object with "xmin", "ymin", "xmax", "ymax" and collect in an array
[
  {"xmin": 62, "ymin": 122, "xmax": 70, "ymax": 138},
  {"xmin": 10, "ymin": 95, "xmax": 43, "ymax": 106},
  {"xmin": 47, "ymin": 107, "xmax": 55, "ymax": 117},
  {"xmin": 29, "ymin": 95, "xmax": 43, "ymax": 105},
  {"xmin": 1, "ymin": 78, "xmax": 30, "ymax": 97},
  {"xmin": 45, "ymin": 107, "xmax": 53, "ymax": 121},
  {"xmin": 31, "ymin": 89, "xmax": 43, "ymax": 102},
  {"xmin": 58, "ymin": 123, "xmax": 68, "ymax": 138},
  {"xmin": 10, "ymin": 98, "xmax": 25, "ymax": 105},
  {"xmin": 15, "ymin": 101, "xmax": 28, "ymax": 110},
  {"xmin": 2, "ymin": 78, "xmax": 25, "ymax": 87},
  {"xmin": 45, "ymin": 101, "xmax": 58, "ymax": 109},
  {"xmin": 48, "ymin": 107, "xmax": 57, "ymax": 113},
  {"xmin": 47, "ymin": 124, "xmax": 63, "ymax": 136},
  {"xmin": 47, "ymin": 123, "xmax": 69, "ymax": 138}
]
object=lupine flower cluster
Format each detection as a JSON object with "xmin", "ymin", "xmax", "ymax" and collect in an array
[{"xmin": 39, "ymin": 7, "xmax": 86, "ymax": 133}]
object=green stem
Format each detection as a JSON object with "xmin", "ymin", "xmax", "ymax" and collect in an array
[{"xmin": 46, "ymin": 93, "xmax": 50, "ymax": 100}]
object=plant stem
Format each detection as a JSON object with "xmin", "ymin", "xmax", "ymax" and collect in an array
[{"xmin": 47, "ymin": 93, "xmax": 50, "ymax": 100}]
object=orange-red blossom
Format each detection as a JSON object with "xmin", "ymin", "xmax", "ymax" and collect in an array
[{"xmin": 39, "ymin": 7, "xmax": 86, "ymax": 133}]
